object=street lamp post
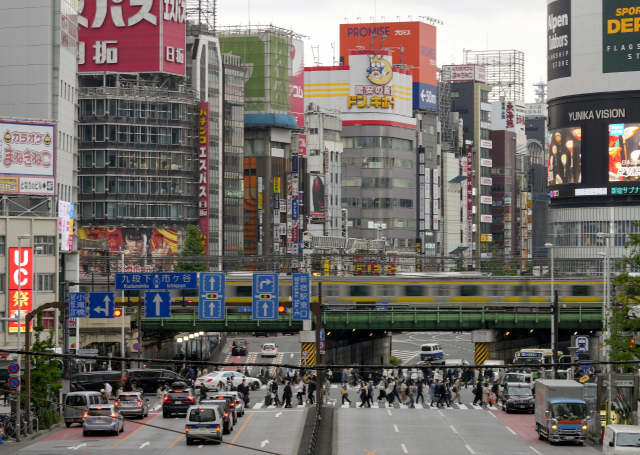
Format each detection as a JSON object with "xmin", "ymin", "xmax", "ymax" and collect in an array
[
  {"xmin": 545, "ymin": 243, "xmax": 556, "ymax": 364},
  {"xmin": 15, "ymin": 234, "xmax": 30, "ymax": 442},
  {"xmin": 597, "ymin": 232, "xmax": 613, "ymax": 372},
  {"xmin": 120, "ymin": 250, "xmax": 129, "ymax": 374}
]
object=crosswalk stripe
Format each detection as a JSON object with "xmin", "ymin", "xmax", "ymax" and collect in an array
[
  {"xmin": 457, "ymin": 404, "xmax": 468, "ymax": 410},
  {"xmin": 470, "ymin": 404, "xmax": 483, "ymax": 410},
  {"xmin": 252, "ymin": 403, "xmax": 264, "ymax": 409},
  {"xmin": 415, "ymin": 404, "xmax": 423, "ymax": 409}
]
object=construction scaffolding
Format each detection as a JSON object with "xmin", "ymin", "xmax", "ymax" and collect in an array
[
  {"xmin": 437, "ymin": 69, "xmax": 453, "ymax": 152},
  {"xmin": 185, "ymin": 0, "xmax": 217, "ymax": 36},
  {"xmin": 464, "ymin": 50, "xmax": 525, "ymax": 102}
]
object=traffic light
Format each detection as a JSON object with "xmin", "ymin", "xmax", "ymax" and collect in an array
[
  {"xmin": 114, "ymin": 308, "xmax": 123, "ymax": 317},
  {"xmin": 630, "ymin": 338, "xmax": 636, "ymax": 349},
  {"xmin": 278, "ymin": 305, "xmax": 285, "ymax": 314}
]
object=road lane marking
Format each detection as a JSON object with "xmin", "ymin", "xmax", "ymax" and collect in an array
[
  {"xmin": 198, "ymin": 445, "xmax": 203, "ymax": 448},
  {"xmin": 139, "ymin": 441, "xmax": 150, "ymax": 448},
  {"xmin": 529, "ymin": 447, "xmax": 541, "ymax": 454},
  {"xmin": 387, "ymin": 409, "xmax": 392, "ymax": 416},
  {"xmin": 362, "ymin": 450, "xmax": 378, "ymax": 455},
  {"xmin": 438, "ymin": 410, "xmax": 444, "ymax": 416},
  {"xmin": 457, "ymin": 404, "xmax": 468, "ymax": 409},
  {"xmin": 109, "ymin": 412, "xmax": 161, "ymax": 449},
  {"xmin": 415, "ymin": 404, "xmax": 423, "ymax": 409},
  {"xmin": 228, "ymin": 411, "xmax": 254, "ymax": 447},
  {"xmin": 450, "ymin": 425, "xmax": 457, "ymax": 434},
  {"xmin": 489, "ymin": 412, "xmax": 497, "ymax": 418},
  {"xmin": 401, "ymin": 443, "xmax": 408, "ymax": 453},
  {"xmin": 253, "ymin": 403, "xmax": 264, "ymax": 409},
  {"xmin": 506, "ymin": 426, "xmax": 517, "ymax": 435},
  {"xmin": 393, "ymin": 424, "xmax": 399, "ymax": 433},
  {"xmin": 168, "ymin": 434, "xmax": 184, "ymax": 449},
  {"xmin": 465, "ymin": 445, "xmax": 475, "ymax": 454}
]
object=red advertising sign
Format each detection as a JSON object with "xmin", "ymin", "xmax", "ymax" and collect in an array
[
  {"xmin": 9, "ymin": 290, "xmax": 32, "ymax": 333},
  {"xmin": 466, "ymin": 148, "xmax": 473, "ymax": 246},
  {"xmin": 298, "ymin": 135, "xmax": 307, "ymax": 156},
  {"xmin": 198, "ymin": 102, "xmax": 209, "ymax": 251},
  {"xmin": 292, "ymin": 39, "xmax": 305, "ymax": 128},
  {"xmin": 9, "ymin": 247, "xmax": 32, "ymax": 290},
  {"xmin": 78, "ymin": 0, "xmax": 186, "ymax": 75}
]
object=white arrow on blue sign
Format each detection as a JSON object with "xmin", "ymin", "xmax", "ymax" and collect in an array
[
  {"xmin": 69, "ymin": 293, "xmax": 87, "ymax": 318},
  {"xmin": 199, "ymin": 273, "xmax": 225, "ymax": 320},
  {"xmin": 252, "ymin": 274, "xmax": 279, "ymax": 320},
  {"xmin": 144, "ymin": 292, "xmax": 171, "ymax": 318},
  {"xmin": 88, "ymin": 293, "xmax": 114, "ymax": 319}
]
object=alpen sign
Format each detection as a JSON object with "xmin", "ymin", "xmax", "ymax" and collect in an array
[
  {"xmin": 568, "ymin": 109, "xmax": 626, "ymax": 121},
  {"xmin": 547, "ymin": 0, "xmax": 571, "ymax": 81}
]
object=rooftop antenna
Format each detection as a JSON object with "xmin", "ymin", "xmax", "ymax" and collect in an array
[
  {"xmin": 331, "ymin": 41, "xmax": 337, "ymax": 65},
  {"xmin": 311, "ymin": 45, "xmax": 321, "ymax": 66},
  {"xmin": 370, "ymin": 33, "xmax": 378, "ymax": 50},
  {"xmin": 380, "ymin": 33, "xmax": 387, "ymax": 50}
]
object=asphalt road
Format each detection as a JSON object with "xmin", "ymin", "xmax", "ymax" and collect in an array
[
  {"xmin": 224, "ymin": 333, "xmax": 302, "ymax": 377},
  {"xmin": 391, "ymin": 331, "xmax": 475, "ymax": 366}
]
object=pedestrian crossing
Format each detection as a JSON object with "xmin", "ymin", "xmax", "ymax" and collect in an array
[
  {"xmin": 248, "ymin": 401, "xmax": 502, "ymax": 411},
  {"xmin": 391, "ymin": 350, "xmax": 421, "ymax": 364}
]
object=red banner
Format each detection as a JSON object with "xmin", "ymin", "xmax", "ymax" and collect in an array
[
  {"xmin": 466, "ymin": 148, "xmax": 473, "ymax": 246},
  {"xmin": 9, "ymin": 247, "xmax": 32, "ymax": 290},
  {"xmin": 9, "ymin": 290, "xmax": 33, "ymax": 333},
  {"xmin": 198, "ymin": 102, "xmax": 210, "ymax": 252}
]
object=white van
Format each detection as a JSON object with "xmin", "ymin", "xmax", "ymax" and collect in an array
[
  {"xmin": 64, "ymin": 391, "xmax": 107, "ymax": 427},
  {"xmin": 603, "ymin": 425, "xmax": 640, "ymax": 454},
  {"xmin": 420, "ymin": 343, "xmax": 443, "ymax": 361},
  {"xmin": 185, "ymin": 404, "xmax": 224, "ymax": 445}
]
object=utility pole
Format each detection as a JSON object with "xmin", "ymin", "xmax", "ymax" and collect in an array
[
  {"xmin": 553, "ymin": 290, "xmax": 559, "ymax": 369},
  {"xmin": 313, "ymin": 283, "xmax": 324, "ymax": 408}
]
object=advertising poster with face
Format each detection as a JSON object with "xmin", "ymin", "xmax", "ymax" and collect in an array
[
  {"xmin": 548, "ymin": 127, "xmax": 581, "ymax": 185},
  {"xmin": 608, "ymin": 123, "xmax": 640, "ymax": 181}
]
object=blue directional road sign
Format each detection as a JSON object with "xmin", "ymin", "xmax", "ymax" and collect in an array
[
  {"xmin": 144, "ymin": 291, "xmax": 171, "ymax": 318},
  {"xmin": 252, "ymin": 273, "xmax": 279, "ymax": 320},
  {"xmin": 115, "ymin": 272, "xmax": 197, "ymax": 290},
  {"xmin": 69, "ymin": 292, "xmax": 87, "ymax": 318},
  {"xmin": 292, "ymin": 273, "xmax": 310, "ymax": 320},
  {"xmin": 199, "ymin": 273, "xmax": 226, "ymax": 320},
  {"xmin": 88, "ymin": 293, "xmax": 115, "ymax": 319},
  {"xmin": 319, "ymin": 329, "xmax": 325, "ymax": 341}
]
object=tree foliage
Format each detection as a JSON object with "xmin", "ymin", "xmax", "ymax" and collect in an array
[
  {"xmin": 607, "ymin": 221, "xmax": 640, "ymax": 365},
  {"xmin": 174, "ymin": 225, "xmax": 208, "ymax": 272},
  {"xmin": 26, "ymin": 314, "xmax": 62, "ymax": 408}
]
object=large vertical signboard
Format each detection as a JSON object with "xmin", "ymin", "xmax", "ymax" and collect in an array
[
  {"xmin": 548, "ymin": 0, "xmax": 572, "ymax": 80},
  {"xmin": 198, "ymin": 102, "xmax": 210, "ymax": 251},
  {"xmin": 340, "ymin": 21, "xmax": 437, "ymax": 110},
  {"xmin": 0, "ymin": 120, "xmax": 56, "ymax": 195},
  {"xmin": 78, "ymin": 0, "xmax": 186, "ymax": 75},
  {"xmin": 603, "ymin": 1, "xmax": 640, "ymax": 73},
  {"xmin": 466, "ymin": 149, "xmax": 473, "ymax": 247},
  {"xmin": 291, "ymin": 39, "xmax": 305, "ymax": 128},
  {"xmin": 8, "ymin": 248, "xmax": 33, "ymax": 332},
  {"xmin": 548, "ymin": 127, "xmax": 581, "ymax": 186}
]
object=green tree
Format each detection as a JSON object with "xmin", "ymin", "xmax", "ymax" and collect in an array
[
  {"xmin": 450, "ymin": 254, "xmax": 467, "ymax": 272},
  {"xmin": 174, "ymin": 225, "xmax": 208, "ymax": 272},
  {"xmin": 607, "ymin": 221, "xmax": 640, "ymax": 365},
  {"xmin": 27, "ymin": 314, "xmax": 62, "ymax": 410},
  {"xmin": 481, "ymin": 244, "xmax": 507, "ymax": 276}
]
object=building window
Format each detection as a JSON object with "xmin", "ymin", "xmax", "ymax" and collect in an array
[
  {"xmin": 480, "ymin": 129, "xmax": 490, "ymax": 140},
  {"xmin": 38, "ymin": 274, "xmax": 55, "ymax": 292},
  {"xmin": 480, "ymin": 90, "xmax": 490, "ymax": 103},
  {"xmin": 0, "ymin": 236, "xmax": 5, "ymax": 255},
  {"xmin": 450, "ymin": 92, "xmax": 459, "ymax": 98},
  {"xmin": 0, "ymin": 312, "xmax": 4, "ymax": 332},
  {"xmin": 0, "ymin": 275, "xmax": 5, "ymax": 293},
  {"xmin": 35, "ymin": 236, "xmax": 55, "ymax": 255}
]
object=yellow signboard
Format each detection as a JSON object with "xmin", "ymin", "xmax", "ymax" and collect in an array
[
  {"xmin": 481, "ymin": 234, "xmax": 492, "ymax": 242},
  {"xmin": 258, "ymin": 193, "xmax": 263, "ymax": 210},
  {"xmin": 274, "ymin": 178, "xmax": 281, "ymax": 194}
]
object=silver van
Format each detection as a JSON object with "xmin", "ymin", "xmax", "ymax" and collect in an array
[{"xmin": 64, "ymin": 391, "xmax": 107, "ymax": 427}]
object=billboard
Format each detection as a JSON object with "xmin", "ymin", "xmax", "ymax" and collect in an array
[
  {"xmin": 441, "ymin": 65, "xmax": 486, "ymax": 83},
  {"xmin": 608, "ymin": 123, "xmax": 640, "ymax": 181},
  {"xmin": 9, "ymin": 247, "xmax": 33, "ymax": 333},
  {"xmin": 340, "ymin": 21, "xmax": 437, "ymax": 110},
  {"xmin": 548, "ymin": 127, "xmax": 581, "ymax": 186},
  {"xmin": 310, "ymin": 175, "xmax": 325, "ymax": 216},
  {"xmin": 198, "ymin": 102, "xmax": 209, "ymax": 251},
  {"xmin": 0, "ymin": 120, "xmax": 56, "ymax": 195},
  {"xmin": 292, "ymin": 39, "xmax": 305, "ymax": 128},
  {"xmin": 78, "ymin": 228, "xmax": 178, "ymax": 274},
  {"xmin": 603, "ymin": 1, "xmax": 640, "ymax": 73},
  {"xmin": 58, "ymin": 201, "xmax": 74, "ymax": 252},
  {"xmin": 492, "ymin": 101, "xmax": 526, "ymax": 134},
  {"xmin": 78, "ymin": 0, "xmax": 186, "ymax": 75},
  {"xmin": 548, "ymin": 0, "xmax": 572, "ymax": 81}
]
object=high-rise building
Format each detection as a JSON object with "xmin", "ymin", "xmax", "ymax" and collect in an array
[{"xmin": 525, "ymin": 102, "xmax": 549, "ymax": 256}]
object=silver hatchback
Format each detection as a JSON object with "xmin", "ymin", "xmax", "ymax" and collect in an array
[
  {"xmin": 115, "ymin": 393, "xmax": 149, "ymax": 419},
  {"xmin": 83, "ymin": 405, "xmax": 125, "ymax": 436}
]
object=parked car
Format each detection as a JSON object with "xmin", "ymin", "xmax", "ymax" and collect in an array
[
  {"xmin": 124, "ymin": 368, "xmax": 191, "ymax": 394},
  {"xmin": 70, "ymin": 371, "xmax": 123, "ymax": 395},
  {"xmin": 114, "ymin": 392, "xmax": 150, "ymax": 419},
  {"xmin": 200, "ymin": 399, "xmax": 234, "ymax": 434},
  {"xmin": 64, "ymin": 391, "xmax": 107, "ymax": 427},
  {"xmin": 231, "ymin": 339, "xmax": 248, "ymax": 356},
  {"xmin": 185, "ymin": 404, "xmax": 224, "ymax": 445},
  {"xmin": 162, "ymin": 382, "xmax": 196, "ymax": 417},
  {"xmin": 196, "ymin": 371, "xmax": 261, "ymax": 391},
  {"xmin": 82, "ymin": 404, "xmax": 124, "ymax": 436}
]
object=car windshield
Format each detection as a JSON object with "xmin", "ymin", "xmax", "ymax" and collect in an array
[
  {"xmin": 616, "ymin": 433, "xmax": 640, "ymax": 447},
  {"xmin": 118, "ymin": 395, "xmax": 140, "ymax": 402},
  {"xmin": 189, "ymin": 409, "xmax": 217, "ymax": 422},
  {"xmin": 514, "ymin": 358, "xmax": 542, "ymax": 365},
  {"xmin": 66, "ymin": 396, "xmax": 87, "ymax": 407},
  {"xmin": 509, "ymin": 387, "xmax": 532, "ymax": 396},
  {"xmin": 551, "ymin": 403, "xmax": 586, "ymax": 419},
  {"xmin": 503, "ymin": 375, "xmax": 524, "ymax": 383}
]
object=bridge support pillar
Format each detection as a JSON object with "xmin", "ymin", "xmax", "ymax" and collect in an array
[{"xmin": 472, "ymin": 330, "xmax": 498, "ymax": 365}]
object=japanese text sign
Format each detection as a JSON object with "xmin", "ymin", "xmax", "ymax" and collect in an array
[
  {"xmin": 9, "ymin": 248, "xmax": 32, "ymax": 290},
  {"xmin": 78, "ymin": 0, "xmax": 186, "ymax": 75},
  {"xmin": 198, "ymin": 102, "xmax": 209, "ymax": 250},
  {"xmin": 115, "ymin": 272, "xmax": 197, "ymax": 290},
  {"xmin": 292, "ymin": 273, "xmax": 310, "ymax": 320}
]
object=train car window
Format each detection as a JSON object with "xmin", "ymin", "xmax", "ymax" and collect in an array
[
  {"xmin": 572, "ymin": 285, "xmax": 590, "ymax": 296},
  {"xmin": 489, "ymin": 285, "xmax": 503, "ymax": 296},
  {"xmin": 349, "ymin": 286, "xmax": 370, "ymax": 297},
  {"xmin": 435, "ymin": 286, "xmax": 448, "ymax": 297},
  {"xmin": 405, "ymin": 286, "xmax": 424, "ymax": 297},
  {"xmin": 324, "ymin": 285, "xmax": 340, "ymax": 296},
  {"xmin": 513, "ymin": 285, "xmax": 525, "ymax": 296},
  {"xmin": 528, "ymin": 285, "xmax": 539, "ymax": 296},
  {"xmin": 460, "ymin": 285, "xmax": 477, "ymax": 297},
  {"xmin": 279, "ymin": 285, "xmax": 292, "ymax": 298},
  {"xmin": 380, "ymin": 285, "xmax": 395, "ymax": 297},
  {"xmin": 311, "ymin": 284, "xmax": 319, "ymax": 296},
  {"xmin": 236, "ymin": 286, "xmax": 252, "ymax": 298}
]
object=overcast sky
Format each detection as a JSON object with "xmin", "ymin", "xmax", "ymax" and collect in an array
[{"xmin": 217, "ymin": 0, "xmax": 548, "ymax": 102}]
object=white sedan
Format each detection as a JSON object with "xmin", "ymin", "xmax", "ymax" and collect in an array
[
  {"xmin": 195, "ymin": 371, "xmax": 261, "ymax": 391},
  {"xmin": 261, "ymin": 343, "xmax": 278, "ymax": 358}
]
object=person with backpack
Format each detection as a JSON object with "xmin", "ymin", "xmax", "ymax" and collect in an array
[
  {"xmin": 340, "ymin": 380, "xmax": 351, "ymax": 405},
  {"xmin": 472, "ymin": 380, "xmax": 484, "ymax": 406}
]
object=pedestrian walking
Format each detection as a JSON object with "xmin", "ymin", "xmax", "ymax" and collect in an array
[
  {"xmin": 392, "ymin": 379, "xmax": 402, "ymax": 403},
  {"xmin": 327, "ymin": 368, "xmax": 333, "ymax": 383},
  {"xmin": 358, "ymin": 381, "xmax": 370, "ymax": 408},
  {"xmin": 271, "ymin": 379, "xmax": 281, "ymax": 406},
  {"xmin": 341, "ymin": 381, "xmax": 351, "ymax": 405},
  {"xmin": 324, "ymin": 377, "xmax": 331, "ymax": 404},
  {"xmin": 491, "ymin": 380, "xmax": 501, "ymax": 406},
  {"xmin": 408, "ymin": 381, "xmax": 417, "ymax": 408},
  {"xmin": 416, "ymin": 381, "xmax": 425, "ymax": 404},
  {"xmin": 377, "ymin": 379, "xmax": 387, "ymax": 403},
  {"xmin": 199, "ymin": 384, "xmax": 208, "ymax": 403},
  {"xmin": 400, "ymin": 380, "xmax": 408, "ymax": 404},
  {"xmin": 428, "ymin": 380, "xmax": 436, "ymax": 404},
  {"xmin": 283, "ymin": 381, "xmax": 293, "ymax": 408},
  {"xmin": 472, "ymin": 381, "xmax": 484, "ymax": 406},
  {"xmin": 367, "ymin": 380, "xmax": 374, "ymax": 406},
  {"xmin": 430, "ymin": 380, "xmax": 440, "ymax": 407},
  {"xmin": 452, "ymin": 378, "xmax": 462, "ymax": 404},
  {"xmin": 103, "ymin": 381, "xmax": 113, "ymax": 399},
  {"xmin": 386, "ymin": 379, "xmax": 396, "ymax": 405},
  {"xmin": 308, "ymin": 378, "xmax": 316, "ymax": 404},
  {"xmin": 297, "ymin": 380, "xmax": 307, "ymax": 405},
  {"xmin": 342, "ymin": 368, "xmax": 349, "ymax": 383},
  {"xmin": 482, "ymin": 382, "xmax": 490, "ymax": 409}
]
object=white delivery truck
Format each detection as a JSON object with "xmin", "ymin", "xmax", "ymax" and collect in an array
[
  {"xmin": 535, "ymin": 380, "xmax": 590, "ymax": 445},
  {"xmin": 603, "ymin": 425, "xmax": 640, "ymax": 454}
]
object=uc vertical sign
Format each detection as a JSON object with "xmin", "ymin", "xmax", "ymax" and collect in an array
[{"xmin": 8, "ymin": 247, "xmax": 33, "ymax": 333}]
